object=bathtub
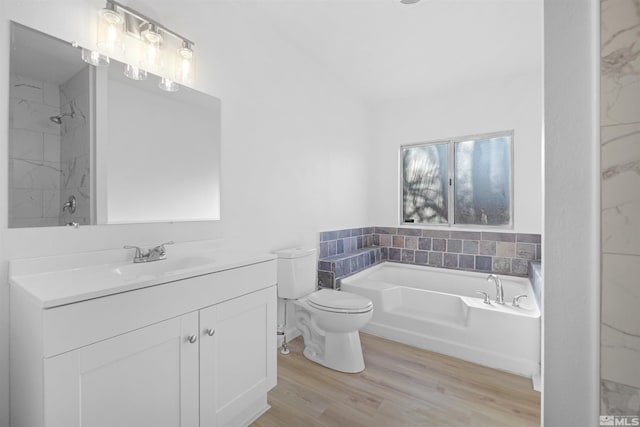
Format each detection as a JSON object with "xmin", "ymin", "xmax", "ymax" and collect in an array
[{"xmin": 341, "ymin": 262, "xmax": 540, "ymax": 379}]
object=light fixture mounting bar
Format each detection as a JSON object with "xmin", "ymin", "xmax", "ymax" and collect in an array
[{"xmin": 107, "ymin": 0, "xmax": 195, "ymax": 46}]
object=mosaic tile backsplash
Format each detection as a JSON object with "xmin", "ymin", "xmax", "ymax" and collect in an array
[{"xmin": 318, "ymin": 226, "xmax": 541, "ymax": 289}]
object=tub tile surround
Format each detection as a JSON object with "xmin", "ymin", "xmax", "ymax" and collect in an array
[
  {"xmin": 318, "ymin": 226, "xmax": 541, "ymax": 289},
  {"xmin": 601, "ymin": 0, "xmax": 640, "ymax": 414}
]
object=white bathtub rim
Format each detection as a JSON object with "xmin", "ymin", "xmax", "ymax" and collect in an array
[
  {"xmin": 341, "ymin": 262, "xmax": 540, "ymax": 318},
  {"xmin": 342, "ymin": 261, "xmax": 532, "ymax": 287}
]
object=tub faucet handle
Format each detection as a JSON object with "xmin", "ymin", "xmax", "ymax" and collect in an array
[
  {"xmin": 475, "ymin": 290, "xmax": 491, "ymax": 304},
  {"xmin": 512, "ymin": 294, "xmax": 528, "ymax": 307}
]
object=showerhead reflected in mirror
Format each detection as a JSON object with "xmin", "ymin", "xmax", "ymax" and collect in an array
[
  {"xmin": 49, "ymin": 112, "xmax": 75, "ymax": 125},
  {"xmin": 8, "ymin": 22, "xmax": 221, "ymax": 228}
]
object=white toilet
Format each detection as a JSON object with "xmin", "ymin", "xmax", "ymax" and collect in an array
[{"xmin": 276, "ymin": 248, "xmax": 373, "ymax": 373}]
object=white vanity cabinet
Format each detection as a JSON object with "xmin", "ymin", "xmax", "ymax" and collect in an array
[
  {"xmin": 44, "ymin": 312, "xmax": 201, "ymax": 427},
  {"xmin": 199, "ymin": 287, "xmax": 277, "ymax": 426},
  {"xmin": 10, "ymin": 256, "xmax": 277, "ymax": 427}
]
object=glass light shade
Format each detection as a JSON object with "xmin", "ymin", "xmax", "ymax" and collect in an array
[
  {"xmin": 81, "ymin": 48, "xmax": 110, "ymax": 66},
  {"xmin": 159, "ymin": 77, "xmax": 179, "ymax": 92},
  {"xmin": 97, "ymin": 5, "xmax": 123, "ymax": 54},
  {"xmin": 124, "ymin": 64, "xmax": 147, "ymax": 80},
  {"xmin": 141, "ymin": 24, "xmax": 162, "ymax": 70},
  {"xmin": 175, "ymin": 44, "xmax": 195, "ymax": 85}
]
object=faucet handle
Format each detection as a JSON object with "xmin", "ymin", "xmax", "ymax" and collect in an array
[
  {"xmin": 153, "ymin": 241, "xmax": 174, "ymax": 254},
  {"xmin": 475, "ymin": 290, "xmax": 491, "ymax": 304},
  {"xmin": 512, "ymin": 294, "xmax": 528, "ymax": 307},
  {"xmin": 153, "ymin": 241, "xmax": 174, "ymax": 250},
  {"xmin": 123, "ymin": 245, "xmax": 143, "ymax": 258}
]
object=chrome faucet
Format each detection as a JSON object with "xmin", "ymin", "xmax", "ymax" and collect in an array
[
  {"xmin": 512, "ymin": 294, "xmax": 528, "ymax": 307},
  {"xmin": 487, "ymin": 274, "xmax": 505, "ymax": 304},
  {"xmin": 124, "ymin": 241, "xmax": 174, "ymax": 263}
]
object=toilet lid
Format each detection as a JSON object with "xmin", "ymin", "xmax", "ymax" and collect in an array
[{"xmin": 308, "ymin": 289, "xmax": 373, "ymax": 313}]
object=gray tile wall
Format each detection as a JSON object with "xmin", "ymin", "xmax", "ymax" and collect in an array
[{"xmin": 318, "ymin": 226, "xmax": 542, "ymax": 289}]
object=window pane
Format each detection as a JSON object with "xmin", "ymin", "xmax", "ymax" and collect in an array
[
  {"xmin": 454, "ymin": 136, "xmax": 511, "ymax": 225},
  {"xmin": 402, "ymin": 143, "xmax": 448, "ymax": 224}
]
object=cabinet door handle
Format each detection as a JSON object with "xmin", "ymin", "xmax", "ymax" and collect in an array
[
  {"xmin": 187, "ymin": 334, "xmax": 198, "ymax": 344},
  {"xmin": 206, "ymin": 328, "xmax": 216, "ymax": 337}
]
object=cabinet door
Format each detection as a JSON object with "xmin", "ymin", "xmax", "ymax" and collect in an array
[
  {"xmin": 200, "ymin": 286, "xmax": 277, "ymax": 427},
  {"xmin": 44, "ymin": 312, "xmax": 200, "ymax": 427}
]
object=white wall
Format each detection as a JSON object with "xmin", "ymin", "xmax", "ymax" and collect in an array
[
  {"xmin": 543, "ymin": 0, "xmax": 600, "ymax": 423},
  {"xmin": 0, "ymin": 1, "xmax": 371, "ymax": 425},
  {"xmin": 367, "ymin": 69, "xmax": 543, "ymax": 233}
]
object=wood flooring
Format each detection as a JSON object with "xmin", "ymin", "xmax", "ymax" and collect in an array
[{"xmin": 252, "ymin": 333, "xmax": 540, "ymax": 427}]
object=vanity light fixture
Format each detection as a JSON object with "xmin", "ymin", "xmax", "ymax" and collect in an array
[
  {"xmin": 176, "ymin": 41, "xmax": 195, "ymax": 85},
  {"xmin": 97, "ymin": 1, "xmax": 123, "ymax": 54},
  {"xmin": 82, "ymin": 0, "xmax": 196, "ymax": 90},
  {"xmin": 140, "ymin": 22, "xmax": 162, "ymax": 69}
]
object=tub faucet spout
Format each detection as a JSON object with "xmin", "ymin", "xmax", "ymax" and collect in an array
[{"xmin": 487, "ymin": 274, "xmax": 504, "ymax": 304}]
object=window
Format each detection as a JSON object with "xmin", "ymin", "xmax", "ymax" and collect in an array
[{"xmin": 401, "ymin": 131, "xmax": 513, "ymax": 227}]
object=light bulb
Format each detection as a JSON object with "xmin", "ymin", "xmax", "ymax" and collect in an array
[
  {"xmin": 175, "ymin": 42, "xmax": 195, "ymax": 84},
  {"xmin": 97, "ymin": 3, "xmax": 123, "ymax": 54},
  {"xmin": 148, "ymin": 44, "xmax": 158, "ymax": 65},
  {"xmin": 141, "ymin": 24, "xmax": 162, "ymax": 68}
]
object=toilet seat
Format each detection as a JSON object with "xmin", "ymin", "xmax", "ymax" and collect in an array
[{"xmin": 308, "ymin": 289, "xmax": 373, "ymax": 314}]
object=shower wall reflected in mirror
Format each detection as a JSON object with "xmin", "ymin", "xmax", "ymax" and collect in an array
[{"xmin": 9, "ymin": 23, "xmax": 92, "ymax": 227}]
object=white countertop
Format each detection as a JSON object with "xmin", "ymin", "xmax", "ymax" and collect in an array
[{"xmin": 9, "ymin": 240, "xmax": 276, "ymax": 309}]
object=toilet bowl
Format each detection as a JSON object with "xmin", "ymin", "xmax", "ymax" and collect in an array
[
  {"xmin": 275, "ymin": 248, "xmax": 373, "ymax": 373},
  {"xmin": 294, "ymin": 289, "xmax": 373, "ymax": 373}
]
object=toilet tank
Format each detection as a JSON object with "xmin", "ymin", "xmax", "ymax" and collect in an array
[{"xmin": 274, "ymin": 248, "xmax": 317, "ymax": 299}]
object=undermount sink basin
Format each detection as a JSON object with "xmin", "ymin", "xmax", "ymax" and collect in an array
[{"xmin": 112, "ymin": 256, "xmax": 217, "ymax": 278}]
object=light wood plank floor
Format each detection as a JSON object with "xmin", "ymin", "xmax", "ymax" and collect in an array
[{"xmin": 252, "ymin": 333, "xmax": 540, "ymax": 427}]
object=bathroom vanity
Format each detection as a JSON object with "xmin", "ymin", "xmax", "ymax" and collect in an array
[{"xmin": 9, "ymin": 243, "xmax": 277, "ymax": 427}]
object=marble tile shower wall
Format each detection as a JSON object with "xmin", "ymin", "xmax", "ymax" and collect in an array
[
  {"xmin": 9, "ymin": 69, "xmax": 91, "ymax": 227},
  {"xmin": 318, "ymin": 226, "xmax": 541, "ymax": 289},
  {"xmin": 600, "ymin": 0, "xmax": 640, "ymax": 415},
  {"xmin": 59, "ymin": 68, "xmax": 91, "ymax": 226},
  {"xmin": 9, "ymin": 74, "xmax": 63, "ymax": 227}
]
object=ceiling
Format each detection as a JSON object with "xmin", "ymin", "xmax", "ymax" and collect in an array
[
  {"xmin": 11, "ymin": 0, "xmax": 542, "ymax": 101},
  {"xmin": 247, "ymin": 0, "xmax": 543, "ymax": 100}
]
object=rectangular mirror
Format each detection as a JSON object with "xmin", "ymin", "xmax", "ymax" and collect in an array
[{"xmin": 8, "ymin": 22, "xmax": 221, "ymax": 227}]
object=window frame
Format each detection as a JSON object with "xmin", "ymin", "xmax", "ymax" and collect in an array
[{"xmin": 399, "ymin": 130, "xmax": 514, "ymax": 229}]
